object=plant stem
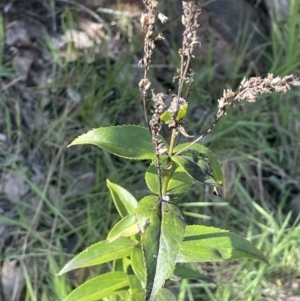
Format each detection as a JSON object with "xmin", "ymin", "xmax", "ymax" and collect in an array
[
  {"xmin": 161, "ymin": 161, "xmax": 175, "ymax": 196},
  {"xmin": 168, "ymin": 128, "xmax": 177, "ymax": 157},
  {"xmin": 158, "ymin": 127, "xmax": 178, "ymax": 196}
]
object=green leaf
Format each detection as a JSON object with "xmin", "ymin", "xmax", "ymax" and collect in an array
[
  {"xmin": 167, "ymin": 166, "xmax": 194, "ymax": 194},
  {"xmin": 113, "ymin": 258, "xmax": 124, "ymax": 272},
  {"xmin": 172, "ymin": 152, "xmax": 208, "ymax": 184},
  {"xmin": 160, "ymin": 102, "xmax": 188, "ymax": 124},
  {"xmin": 160, "ymin": 110, "xmax": 172, "ymax": 124},
  {"xmin": 176, "ymin": 225, "xmax": 269, "ymax": 264},
  {"xmin": 107, "ymin": 214, "xmax": 139, "ymax": 242},
  {"xmin": 174, "ymin": 143, "xmax": 223, "ymax": 185},
  {"xmin": 61, "ymin": 272, "xmax": 128, "ymax": 301},
  {"xmin": 118, "ymin": 291, "xmax": 131, "ymax": 300},
  {"xmin": 173, "ymin": 263, "xmax": 214, "ymax": 282},
  {"xmin": 135, "ymin": 195, "xmax": 160, "ymax": 300},
  {"xmin": 154, "ymin": 201, "xmax": 186, "ymax": 285},
  {"xmin": 136, "ymin": 196, "xmax": 186, "ymax": 301},
  {"xmin": 107, "ymin": 180, "xmax": 138, "ymax": 217},
  {"xmin": 145, "ymin": 163, "xmax": 193, "ymax": 195},
  {"xmin": 157, "ymin": 288, "xmax": 177, "ymax": 301},
  {"xmin": 145, "ymin": 162, "xmax": 167, "ymax": 195},
  {"xmin": 68, "ymin": 125, "xmax": 161, "ymax": 160},
  {"xmin": 176, "ymin": 102, "xmax": 188, "ymax": 120},
  {"xmin": 128, "ymin": 275, "xmax": 143, "ymax": 290},
  {"xmin": 58, "ymin": 238, "xmax": 135, "ymax": 275},
  {"xmin": 130, "ymin": 289, "xmax": 145, "ymax": 301},
  {"xmin": 131, "ymin": 246, "xmax": 146, "ymax": 284}
]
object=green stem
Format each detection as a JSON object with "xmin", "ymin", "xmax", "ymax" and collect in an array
[
  {"xmin": 160, "ymin": 128, "xmax": 178, "ymax": 196},
  {"xmin": 161, "ymin": 168, "xmax": 172, "ymax": 196},
  {"xmin": 168, "ymin": 128, "xmax": 177, "ymax": 158}
]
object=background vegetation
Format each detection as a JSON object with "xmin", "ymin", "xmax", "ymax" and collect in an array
[{"xmin": 0, "ymin": 1, "xmax": 300, "ymax": 300}]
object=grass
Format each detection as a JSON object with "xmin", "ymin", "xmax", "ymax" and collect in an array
[{"xmin": 0, "ymin": 2, "xmax": 300, "ymax": 301}]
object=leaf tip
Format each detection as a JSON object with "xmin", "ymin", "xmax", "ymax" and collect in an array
[
  {"xmin": 57, "ymin": 268, "xmax": 66, "ymax": 276},
  {"xmin": 67, "ymin": 138, "xmax": 80, "ymax": 147}
]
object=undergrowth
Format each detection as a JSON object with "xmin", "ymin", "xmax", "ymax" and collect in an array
[{"xmin": 0, "ymin": 1, "xmax": 300, "ymax": 301}]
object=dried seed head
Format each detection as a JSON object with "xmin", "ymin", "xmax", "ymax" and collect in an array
[
  {"xmin": 154, "ymin": 33, "xmax": 165, "ymax": 41},
  {"xmin": 216, "ymin": 73, "xmax": 300, "ymax": 119},
  {"xmin": 139, "ymin": 78, "xmax": 151, "ymax": 91},
  {"xmin": 140, "ymin": 13, "xmax": 148, "ymax": 29},
  {"xmin": 158, "ymin": 12, "xmax": 168, "ymax": 23}
]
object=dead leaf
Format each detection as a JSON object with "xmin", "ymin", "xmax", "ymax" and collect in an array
[
  {"xmin": 78, "ymin": 18, "xmax": 106, "ymax": 43},
  {"xmin": 1, "ymin": 174, "xmax": 29, "ymax": 200},
  {"xmin": 67, "ymin": 87, "xmax": 81, "ymax": 103},
  {"xmin": 264, "ymin": 0, "xmax": 290, "ymax": 21},
  {"xmin": 5, "ymin": 21, "xmax": 31, "ymax": 47},
  {"xmin": 64, "ymin": 29, "xmax": 94, "ymax": 49},
  {"xmin": 13, "ymin": 48, "xmax": 34, "ymax": 79},
  {"xmin": 1, "ymin": 260, "xmax": 25, "ymax": 301}
]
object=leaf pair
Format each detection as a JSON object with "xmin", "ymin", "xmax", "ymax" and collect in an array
[{"xmin": 69, "ymin": 126, "xmax": 221, "ymax": 184}]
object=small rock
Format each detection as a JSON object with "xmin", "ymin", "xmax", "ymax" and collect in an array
[
  {"xmin": 1, "ymin": 174, "xmax": 29, "ymax": 200},
  {"xmin": 1, "ymin": 260, "xmax": 25, "ymax": 301}
]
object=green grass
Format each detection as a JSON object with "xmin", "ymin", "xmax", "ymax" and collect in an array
[{"xmin": 0, "ymin": 2, "xmax": 300, "ymax": 301}]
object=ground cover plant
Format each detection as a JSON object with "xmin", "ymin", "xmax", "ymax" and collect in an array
[
  {"xmin": 57, "ymin": 1, "xmax": 300, "ymax": 300},
  {"xmin": 1, "ymin": 0, "xmax": 300, "ymax": 300}
]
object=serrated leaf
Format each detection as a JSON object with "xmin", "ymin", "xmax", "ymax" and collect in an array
[
  {"xmin": 107, "ymin": 180, "xmax": 138, "ymax": 217},
  {"xmin": 58, "ymin": 238, "xmax": 135, "ymax": 275},
  {"xmin": 172, "ymin": 153, "xmax": 207, "ymax": 183},
  {"xmin": 145, "ymin": 163, "xmax": 193, "ymax": 195},
  {"xmin": 176, "ymin": 225, "xmax": 269, "ymax": 264},
  {"xmin": 62, "ymin": 272, "xmax": 128, "ymax": 301},
  {"xmin": 156, "ymin": 288, "xmax": 177, "ymax": 301},
  {"xmin": 174, "ymin": 143, "xmax": 223, "ymax": 185},
  {"xmin": 135, "ymin": 195, "xmax": 160, "ymax": 301},
  {"xmin": 131, "ymin": 247, "xmax": 146, "ymax": 284},
  {"xmin": 136, "ymin": 196, "xmax": 186, "ymax": 301},
  {"xmin": 153, "ymin": 201, "xmax": 186, "ymax": 293},
  {"xmin": 68, "ymin": 125, "xmax": 159, "ymax": 160},
  {"xmin": 107, "ymin": 214, "xmax": 139, "ymax": 242}
]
